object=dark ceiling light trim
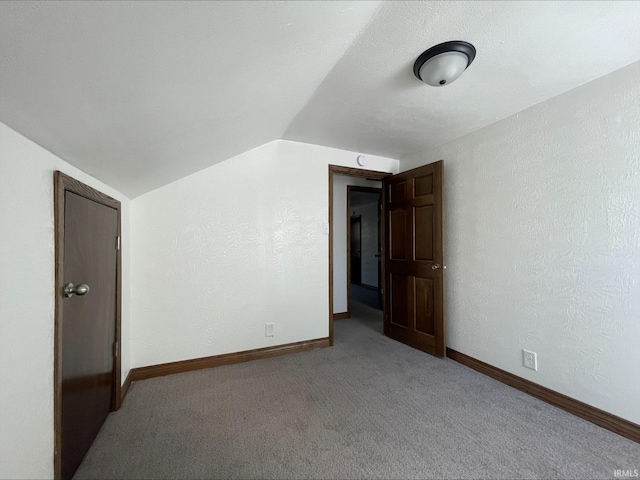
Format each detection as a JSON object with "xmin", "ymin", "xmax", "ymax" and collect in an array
[{"xmin": 413, "ymin": 40, "xmax": 476, "ymax": 87}]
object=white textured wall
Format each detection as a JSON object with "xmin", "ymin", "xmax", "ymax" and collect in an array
[
  {"xmin": 401, "ymin": 61, "xmax": 640, "ymax": 424},
  {"xmin": 0, "ymin": 122, "xmax": 131, "ymax": 479},
  {"xmin": 333, "ymin": 177, "xmax": 382, "ymax": 313},
  {"xmin": 131, "ymin": 140, "xmax": 397, "ymax": 368},
  {"xmin": 352, "ymin": 199, "xmax": 380, "ymax": 288}
]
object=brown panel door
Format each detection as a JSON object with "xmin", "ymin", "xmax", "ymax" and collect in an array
[
  {"xmin": 61, "ymin": 191, "xmax": 118, "ymax": 479},
  {"xmin": 383, "ymin": 161, "xmax": 445, "ymax": 357}
]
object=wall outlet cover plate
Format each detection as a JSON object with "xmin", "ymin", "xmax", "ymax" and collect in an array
[{"xmin": 523, "ymin": 349, "xmax": 538, "ymax": 371}]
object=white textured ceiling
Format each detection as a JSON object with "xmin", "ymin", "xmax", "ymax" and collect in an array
[
  {"xmin": 284, "ymin": 1, "xmax": 640, "ymax": 158},
  {"xmin": 0, "ymin": 1, "xmax": 381, "ymax": 197},
  {"xmin": 2, "ymin": 1, "xmax": 640, "ymax": 197}
]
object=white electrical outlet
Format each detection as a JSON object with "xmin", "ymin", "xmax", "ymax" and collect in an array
[
  {"xmin": 523, "ymin": 349, "xmax": 538, "ymax": 371},
  {"xmin": 265, "ymin": 323, "xmax": 275, "ymax": 337}
]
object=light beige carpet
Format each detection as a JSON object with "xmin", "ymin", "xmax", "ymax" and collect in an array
[{"xmin": 75, "ymin": 301, "xmax": 639, "ymax": 479}]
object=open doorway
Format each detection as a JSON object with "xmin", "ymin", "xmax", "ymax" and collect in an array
[
  {"xmin": 328, "ymin": 163, "xmax": 447, "ymax": 358},
  {"xmin": 347, "ymin": 186, "xmax": 382, "ymax": 311},
  {"xmin": 328, "ymin": 165, "xmax": 390, "ymax": 345}
]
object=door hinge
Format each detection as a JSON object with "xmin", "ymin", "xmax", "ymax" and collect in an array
[
  {"xmin": 113, "ymin": 341, "xmax": 119, "ymax": 357},
  {"xmin": 116, "ymin": 236, "xmax": 121, "ymax": 251}
]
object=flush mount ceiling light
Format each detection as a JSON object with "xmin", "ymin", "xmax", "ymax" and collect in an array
[{"xmin": 413, "ymin": 41, "xmax": 476, "ymax": 87}]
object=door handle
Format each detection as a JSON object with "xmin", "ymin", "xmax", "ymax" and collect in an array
[
  {"xmin": 432, "ymin": 264, "xmax": 441, "ymax": 270},
  {"xmin": 64, "ymin": 282, "xmax": 90, "ymax": 298}
]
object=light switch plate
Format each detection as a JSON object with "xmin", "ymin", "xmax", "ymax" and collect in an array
[{"xmin": 265, "ymin": 323, "xmax": 275, "ymax": 337}]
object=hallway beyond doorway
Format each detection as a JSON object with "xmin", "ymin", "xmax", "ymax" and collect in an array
[{"xmin": 351, "ymin": 284, "xmax": 382, "ymax": 310}]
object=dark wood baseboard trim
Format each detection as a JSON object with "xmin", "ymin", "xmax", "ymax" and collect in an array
[
  {"xmin": 120, "ymin": 370, "xmax": 132, "ymax": 405},
  {"xmin": 446, "ymin": 348, "xmax": 640, "ymax": 444},
  {"xmin": 131, "ymin": 337, "xmax": 330, "ymax": 382},
  {"xmin": 333, "ymin": 312, "xmax": 351, "ymax": 320}
]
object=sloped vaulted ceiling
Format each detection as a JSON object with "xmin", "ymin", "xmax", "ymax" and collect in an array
[
  {"xmin": 2, "ymin": 1, "xmax": 640, "ymax": 197},
  {"xmin": 284, "ymin": 1, "xmax": 640, "ymax": 157},
  {"xmin": 0, "ymin": 1, "xmax": 382, "ymax": 196}
]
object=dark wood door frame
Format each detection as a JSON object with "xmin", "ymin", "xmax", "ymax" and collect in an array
[
  {"xmin": 346, "ymin": 185, "xmax": 382, "ymax": 317},
  {"xmin": 53, "ymin": 171, "xmax": 123, "ymax": 479},
  {"xmin": 328, "ymin": 165, "xmax": 391, "ymax": 346}
]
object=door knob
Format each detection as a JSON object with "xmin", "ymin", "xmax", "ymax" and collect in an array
[
  {"xmin": 64, "ymin": 282, "xmax": 90, "ymax": 298},
  {"xmin": 432, "ymin": 264, "xmax": 441, "ymax": 270}
]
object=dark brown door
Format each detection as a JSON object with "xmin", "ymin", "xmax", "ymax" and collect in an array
[
  {"xmin": 383, "ymin": 161, "xmax": 445, "ymax": 357},
  {"xmin": 61, "ymin": 191, "xmax": 118, "ymax": 479},
  {"xmin": 350, "ymin": 216, "xmax": 362, "ymax": 285}
]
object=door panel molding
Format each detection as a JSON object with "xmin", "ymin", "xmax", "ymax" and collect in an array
[{"xmin": 53, "ymin": 171, "xmax": 122, "ymax": 479}]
